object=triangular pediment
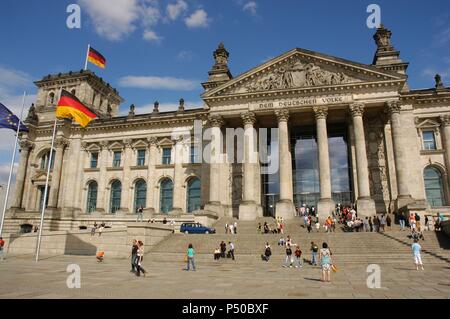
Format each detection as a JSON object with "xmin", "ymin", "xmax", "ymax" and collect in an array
[
  {"xmin": 416, "ymin": 118, "xmax": 440, "ymax": 129},
  {"xmin": 202, "ymin": 48, "xmax": 406, "ymax": 99}
]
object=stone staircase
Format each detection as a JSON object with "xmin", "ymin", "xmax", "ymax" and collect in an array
[{"xmin": 149, "ymin": 217, "xmax": 450, "ymax": 266}]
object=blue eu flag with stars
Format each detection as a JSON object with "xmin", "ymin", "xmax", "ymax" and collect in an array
[{"xmin": 0, "ymin": 102, "xmax": 28, "ymax": 132}]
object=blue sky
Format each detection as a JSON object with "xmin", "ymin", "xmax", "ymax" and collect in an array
[{"xmin": 0, "ymin": 0, "xmax": 450, "ymax": 186}]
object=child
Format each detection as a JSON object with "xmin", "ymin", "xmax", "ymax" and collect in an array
[
  {"xmin": 412, "ymin": 239, "xmax": 424, "ymax": 271},
  {"xmin": 96, "ymin": 251, "xmax": 105, "ymax": 262}
]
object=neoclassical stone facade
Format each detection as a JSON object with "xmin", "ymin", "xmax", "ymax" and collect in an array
[{"xmin": 5, "ymin": 25, "xmax": 450, "ymax": 231}]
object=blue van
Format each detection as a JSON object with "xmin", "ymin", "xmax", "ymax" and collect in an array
[{"xmin": 180, "ymin": 222, "xmax": 216, "ymax": 234}]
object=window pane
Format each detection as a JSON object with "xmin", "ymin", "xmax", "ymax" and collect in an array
[
  {"xmin": 87, "ymin": 182, "xmax": 98, "ymax": 213},
  {"xmin": 137, "ymin": 150, "xmax": 146, "ymax": 166},
  {"xmin": 113, "ymin": 151, "xmax": 121, "ymax": 167},
  {"xmin": 424, "ymin": 167, "xmax": 445, "ymax": 207},
  {"xmin": 160, "ymin": 179, "xmax": 173, "ymax": 213},
  {"xmin": 162, "ymin": 148, "xmax": 171, "ymax": 165},
  {"xmin": 90, "ymin": 153, "xmax": 98, "ymax": 168},
  {"xmin": 110, "ymin": 180, "xmax": 121, "ymax": 213},
  {"xmin": 134, "ymin": 180, "xmax": 147, "ymax": 212},
  {"xmin": 422, "ymin": 131, "xmax": 436, "ymax": 150},
  {"xmin": 187, "ymin": 178, "xmax": 201, "ymax": 213}
]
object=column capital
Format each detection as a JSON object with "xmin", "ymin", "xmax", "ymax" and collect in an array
[
  {"xmin": 274, "ymin": 108, "xmax": 289, "ymax": 122},
  {"xmin": 55, "ymin": 137, "xmax": 69, "ymax": 149},
  {"xmin": 123, "ymin": 139, "xmax": 133, "ymax": 148},
  {"xmin": 147, "ymin": 136, "xmax": 159, "ymax": 146},
  {"xmin": 385, "ymin": 100, "xmax": 402, "ymax": 115},
  {"xmin": 241, "ymin": 112, "xmax": 256, "ymax": 126},
  {"xmin": 208, "ymin": 114, "xmax": 225, "ymax": 128},
  {"xmin": 99, "ymin": 140, "xmax": 109, "ymax": 150},
  {"xmin": 19, "ymin": 140, "xmax": 34, "ymax": 152},
  {"xmin": 349, "ymin": 103, "xmax": 365, "ymax": 117},
  {"xmin": 440, "ymin": 114, "xmax": 450, "ymax": 126},
  {"xmin": 313, "ymin": 106, "xmax": 328, "ymax": 120}
]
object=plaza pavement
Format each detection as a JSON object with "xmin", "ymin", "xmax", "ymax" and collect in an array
[{"xmin": 0, "ymin": 254, "xmax": 449, "ymax": 299}]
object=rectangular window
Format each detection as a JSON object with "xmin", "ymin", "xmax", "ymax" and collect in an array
[
  {"xmin": 90, "ymin": 153, "xmax": 98, "ymax": 168},
  {"xmin": 162, "ymin": 148, "xmax": 171, "ymax": 165},
  {"xmin": 190, "ymin": 145, "xmax": 200, "ymax": 164},
  {"xmin": 423, "ymin": 131, "xmax": 436, "ymax": 150},
  {"xmin": 137, "ymin": 149, "xmax": 146, "ymax": 166},
  {"xmin": 113, "ymin": 151, "xmax": 121, "ymax": 167}
]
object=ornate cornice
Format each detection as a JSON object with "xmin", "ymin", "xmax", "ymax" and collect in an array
[
  {"xmin": 349, "ymin": 103, "xmax": 365, "ymax": 117},
  {"xmin": 241, "ymin": 112, "xmax": 256, "ymax": 126},
  {"xmin": 123, "ymin": 139, "xmax": 133, "ymax": 148},
  {"xmin": 99, "ymin": 141, "xmax": 109, "ymax": 149},
  {"xmin": 208, "ymin": 115, "xmax": 225, "ymax": 128},
  {"xmin": 147, "ymin": 136, "xmax": 159, "ymax": 146},
  {"xmin": 274, "ymin": 109, "xmax": 290, "ymax": 122},
  {"xmin": 313, "ymin": 106, "xmax": 328, "ymax": 120},
  {"xmin": 385, "ymin": 100, "xmax": 401, "ymax": 115}
]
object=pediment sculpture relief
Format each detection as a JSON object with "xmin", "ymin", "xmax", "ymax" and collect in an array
[{"xmin": 233, "ymin": 60, "xmax": 361, "ymax": 93}]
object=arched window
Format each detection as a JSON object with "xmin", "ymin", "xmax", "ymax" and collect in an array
[
  {"xmin": 424, "ymin": 166, "xmax": 445, "ymax": 207},
  {"xmin": 110, "ymin": 180, "xmax": 121, "ymax": 214},
  {"xmin": 160, "ymin": 178, "xmax": 173, "ymax": 214},
  {"xmin": 48, "ymin": 92, "xmax": 55, "ymax": 105},
  {"xmin": 187, "ymin": 177, "xmax": 201, "ymax": 213},
  {"xmin": 40, "ymin": 150, "xmax": 55, "ymax": 171},
  {"xmin": 134, "ymin": 179, "xmax": 147, "ymax": 213},
  {"xmin": 86, "ymin": 181, "xmax": 98, "ymax": 213}
]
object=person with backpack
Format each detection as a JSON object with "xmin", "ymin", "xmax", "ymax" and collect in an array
[
  {"xmin": 294, "ymin": 246, "xmax": 303, "ymax": 268},
  {"xmin": 283, "ymin": 244, "xmax": 293, "ymax": 268},
  {"xmin": 310, "ymin": 241, "xmax": 319, "ymax": 266},
  {"xmin": 262, "ymin": 242, "xmax": 272, "ymax": 262}
]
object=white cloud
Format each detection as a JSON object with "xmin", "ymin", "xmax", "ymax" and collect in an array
[
  {"xmin": 422, "ymin": 67, "xmax": 450, "ymax": 83},
  {"xmin": 185, "ymin": 9, "xmax": 210, "ymax": 28},
  {"xmin": 167, "ymin": 0, "xmax": 188, "ymax": 21},
  {"xmin": 177, "ymin": 50, "xmax": 193, "ymax": 61},
  {"xmin": 143, "ymin": 30, "xmax": 163, "ymax": 42},
  {"xmin": 78, "ymin": 0, "xmax": 140, "ymax": 41},
  {"xmin": 433, "ymin": 26, "xmax": 450, "ymax": 47},
  {"xmin": 243, "ymin": 1, "xmax": 258, "ymax": 16},
  {"xmin": 118, "ymin": 75, "xmax": 199, "ymax": 90}
]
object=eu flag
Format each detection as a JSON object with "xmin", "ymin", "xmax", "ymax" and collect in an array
[{"xmin": 0, "ymin": 102, "xmax": 28, "ymax": 132}]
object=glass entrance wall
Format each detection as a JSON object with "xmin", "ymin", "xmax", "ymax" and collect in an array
[
  {"xmin": 261, "ymin": 128, "xmax": 279, "ymax": 216},
  {"xmin": 290, "ymin": 124, "xmax": 353, "ymax": 208}
]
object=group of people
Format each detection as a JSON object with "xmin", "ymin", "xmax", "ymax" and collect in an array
[
  {"xmin": 214, "ymin": 241, "xmax": 235, "ymax": 260},
  {"xmin": 258, "ymin": 218, "xmax": 285, "ymax": 234},
  {"xmin": 224, "ymin": 222, "xmax": 238, "ymax": 234},
  {"xmin": 130, "ymin": 239, "xmax": 146, "ymax": 277},
  {"xmin": 90, "ymin": 221, "xmax": 106, "ymax": 236}
]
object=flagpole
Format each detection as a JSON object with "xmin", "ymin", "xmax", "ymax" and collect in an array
[
  {"xmin": 0, "ymin": 91, "xmax": 26, "ymax": 237},
  {"xmin": 84, "ymin": 43, "xmax": 90, "ymax": 70},
  {"xmin": 35, "ymin": 117, "xmax": 57, "ymax": 262}
]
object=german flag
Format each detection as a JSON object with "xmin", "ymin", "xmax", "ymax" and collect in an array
[
  {"xmin": 56, "ymin": 90, "xmax": 97, "ymax": 127},
  {"xmin": 88, "ymin": 46, "xmax": 106, "ymax": 69}
]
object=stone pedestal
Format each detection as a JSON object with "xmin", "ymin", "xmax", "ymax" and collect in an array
[
  {"xmin": 356, "ymin": 197, "xmax": 377, "ymax": 218},
  {"xmin": 204, "ymin": 201, "xmax": 222, "ymax": 217},
  {"xmin": 239, "ymin": 201, "xmax": 262, "ymax": 221},
  {"xmin": 275, "ymin": 199, "xmax": 295, "ymax": 220},
  {"xmin": 317, "ymin": 198, "xmax": 335, "ymax": 221}
]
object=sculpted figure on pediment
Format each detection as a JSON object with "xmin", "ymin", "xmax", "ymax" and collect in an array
[{"xmin": 243, "ymin": 59, "xmax": 357, "ymax": 93}]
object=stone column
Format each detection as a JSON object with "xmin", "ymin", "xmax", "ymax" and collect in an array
[
  {"xmin": 274, "ymin": 109, "xmax": 295, "ymax": 220},
  {"xmin": 171, "ymin": 136, "xmax": 184, "ymax": 215},
  {"xmin": 314, "ymin": 106, "xmax": 334, "ymax": 219},
  {"xmin": 238, "ymin": 112, "xmax": 262, "ymax": 220},
  {"xmin": 145, "ymin": 137, "xmax": 158, "ymax": 215},
  {"xmin": 11, "ymin": 140, "xmax": 34, "ymax": 209},
  {"xmin": 386, "ymin": 101, "xmax": 414, "ymax": 209},
  {"xmin": 122, "ymin": 139, "xmax": 132, "ymax": 214},
  {"xmin": 440, "ymin": 115, "xmax": 450, "ymax": 203},
  {"xmin": 48, "ymin": 137, "xmax": 69, "ymax": 208},
  {"xmin": 204, "ymin": 115, "xmax": 225, "ymax": 217},
  {"xmin": 349, "ymin": 103, "xmax": 375, "ymax": 217},
  {"xmin": 96, "ymin": 141, "xmax": 108, "ymax": 214}
]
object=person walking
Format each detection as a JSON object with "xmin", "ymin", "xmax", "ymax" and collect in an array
[
  {"xmin": 368, "ymin": 216, "xmax": 373, "ymax": 232},
  {"xmin": 319, "ymin": 242, "xmax": 333, "ymax": 283},
  {"xmin": 412, "ymin": 239, "xmax": 424, "ymax": 271},
  {"xmin": 283, "ymin": 244, "xmax": 293, "ymax": 268},
  {"xmin": 415, "ymin": 213, "xmax": 422, "ymax": 232},
  {"xmin": 310, "ymin": 241, "xmax": 319, "ymax": 266},
  {"xmin": 307, "ymin": 217, "xmax": 312, "ymax": 233},
  {"xmin": 185, "ymin": 243, "xmax": 196, "ymax": 271},
  {"xmin": 220, "ymin": 241, "xmax": 227, "ymax": 258},
  {"xmin": 233, "ymin": 221, "xmax": 237, "ymax": 234},
  {"xmin": 225, "ymin": 223, "xmax": 228, "ymax": 234},
  {"xmin": 386, "ymin": 214, "xmax": 392, "ymax": 230},
  {"xmin": 398, "ymin": 213, "xmax": 406, "ymax": 231},
  {"xmin": 363, "ymin": 217, "xmax": 370, "ymax": 232},
  {"xmin": 379, "ymin": 214, "xmax": 386, "ymax": 233},
  {"xmin": 228, "ymin": 241, "xmax": 235, "ymax": 260},
  {"xmin": 130, "ymin": 239, "xmax": 138, "ymax": 273},
  {"xmin": 294, "ymin": 246, "xmax": 303, "ymax": 268},
  {"xmin": 262, "ymin": 242, "xmax": 272, "ymax": 262},
  {"xmin": 0, "ymin": 237, "xmax": 5, "ymax": 261},
  {"xmin": 136, "ymin": 206, "xmax": 144, "ymax": 222},
  {"xmin": 135, "ymin": 241, "xmax": 146, "ymax": 277}
]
